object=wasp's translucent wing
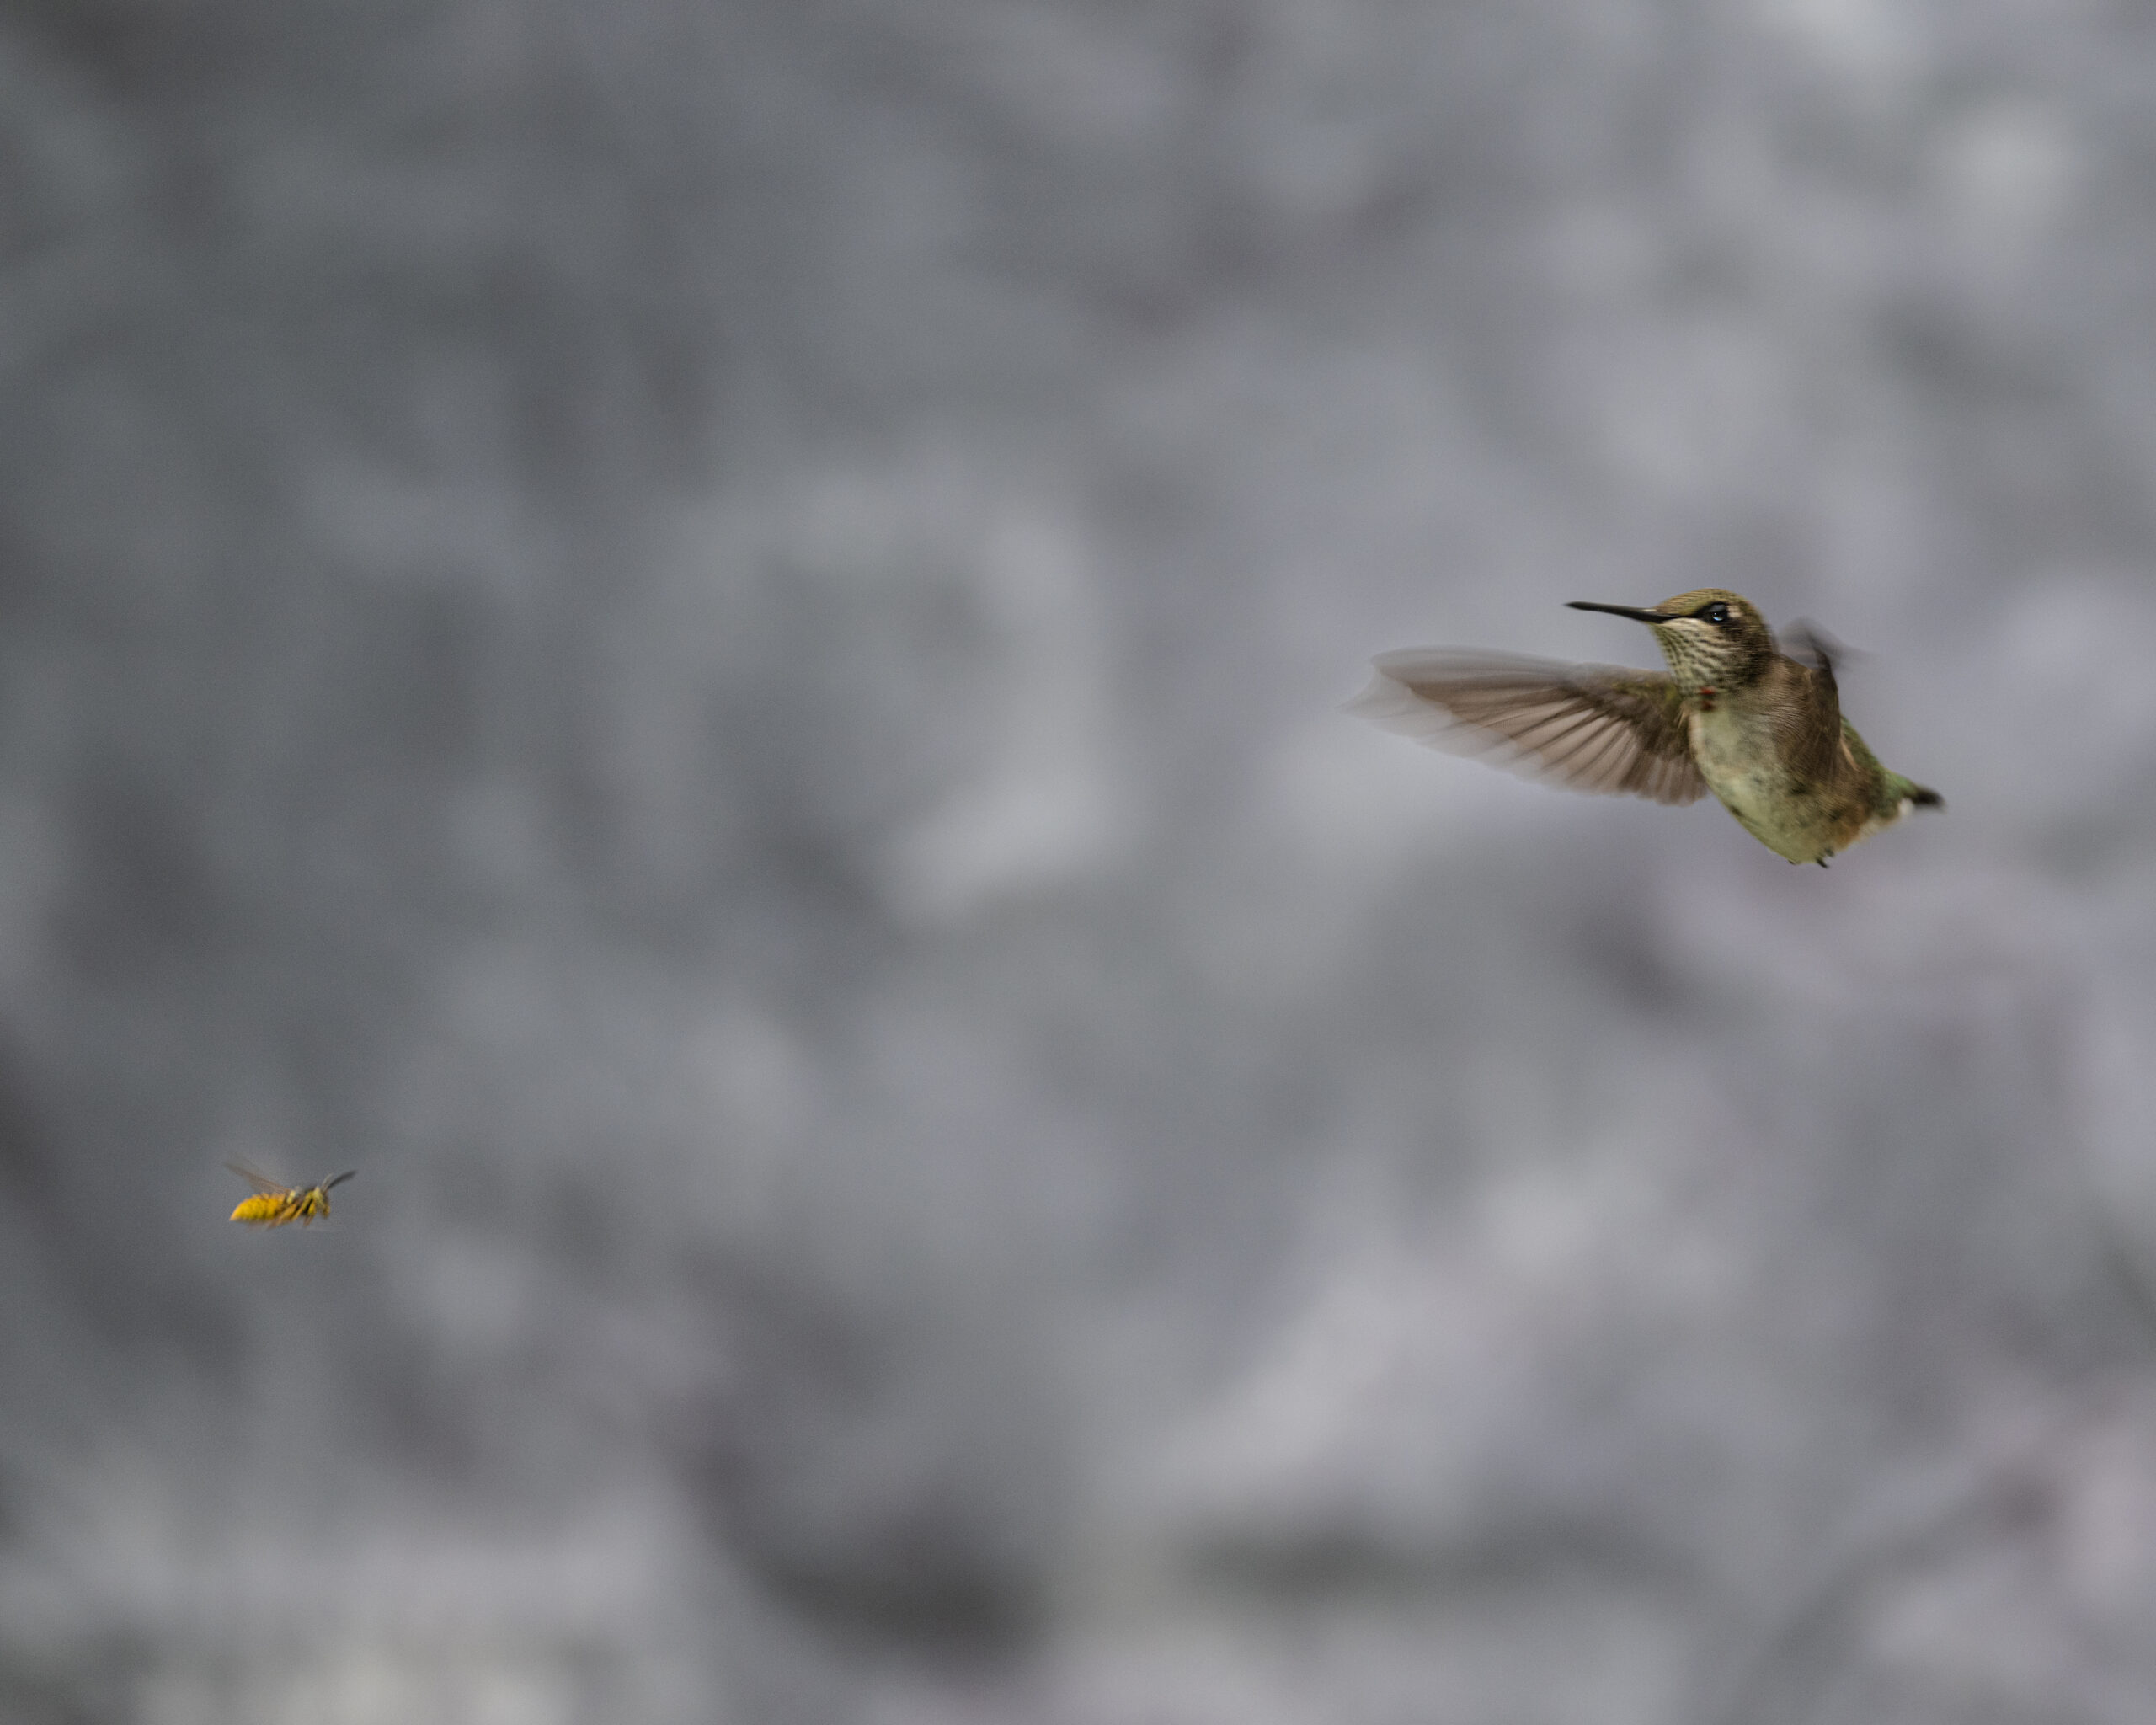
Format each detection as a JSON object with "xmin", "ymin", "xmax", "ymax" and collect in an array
[{"xmin": 225, "ymin": 1160, "xmax": 294, "ymax": 1198}]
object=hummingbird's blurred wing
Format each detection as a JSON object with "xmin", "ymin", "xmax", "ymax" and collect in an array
[
  {"xmin": 1352, "ymin": 650, "xmax": 1707, "ymax": 806},
  {"xmin": 1766, "ymin": 653, "xmax": 1848, "ymax": 790}
]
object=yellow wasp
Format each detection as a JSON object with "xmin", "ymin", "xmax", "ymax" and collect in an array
[{"xmin": 227, "ymin": 1162, "xmax": 355, "ymax": 1228}]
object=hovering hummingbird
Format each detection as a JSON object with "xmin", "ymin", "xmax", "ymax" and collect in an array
[{"xmin": 1353, "ymin": 590, "xmax": 1941, "ymax": 866}]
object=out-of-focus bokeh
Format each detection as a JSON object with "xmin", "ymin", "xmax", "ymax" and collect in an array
[{"xmin": 3, "ymin": 2, "xmax": 2155, "ymax": 1720}]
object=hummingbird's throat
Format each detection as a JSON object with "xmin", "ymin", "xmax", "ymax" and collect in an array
[{"xmin": 1652, "ymin": 626, "xmax": 1726, "ymax": 690}]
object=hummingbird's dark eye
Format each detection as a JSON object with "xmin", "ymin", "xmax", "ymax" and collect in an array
[{"xmin": 1699, "ymin": 601, "xmax": 1732, "ymax": 626}]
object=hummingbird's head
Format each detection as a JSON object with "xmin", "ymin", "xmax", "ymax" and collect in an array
[{"xmin": 1566, "ymin": 589, "xmax": 1776, "ymax": 692}]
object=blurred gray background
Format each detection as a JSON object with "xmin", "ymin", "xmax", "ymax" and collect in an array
[{"xmin": 3, "ymin": 1, "xmax": 2155, "ymax": 1721}]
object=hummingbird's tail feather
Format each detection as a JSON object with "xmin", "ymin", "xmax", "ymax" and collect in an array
[{"xmin": 1881, "ymin": 771, "xmax": 1944, "ymax": 813}]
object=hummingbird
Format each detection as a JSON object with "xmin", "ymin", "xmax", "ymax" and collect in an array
[{"xmin": 1353, "ymin": 590, "xmax": 1942, "ymax": 865}]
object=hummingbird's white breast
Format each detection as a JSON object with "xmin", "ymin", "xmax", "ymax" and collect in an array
[
  {"xmin": 1686, "ymin": 699, "xmax": 1821, "ymax": 862},
  {"xmin": 1688, "ymin": 702, "xmax": 1776, "ymax": 808}
]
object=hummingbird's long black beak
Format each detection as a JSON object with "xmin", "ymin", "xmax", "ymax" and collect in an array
[{"xmin": 1566, "ymin": 601, "xmax": 1670, "ymax": 626}]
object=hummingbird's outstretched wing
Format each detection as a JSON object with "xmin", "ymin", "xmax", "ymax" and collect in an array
[{"xmin": 1352, "ymin": 650, "xmax": 1707, "ymax": 806}]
